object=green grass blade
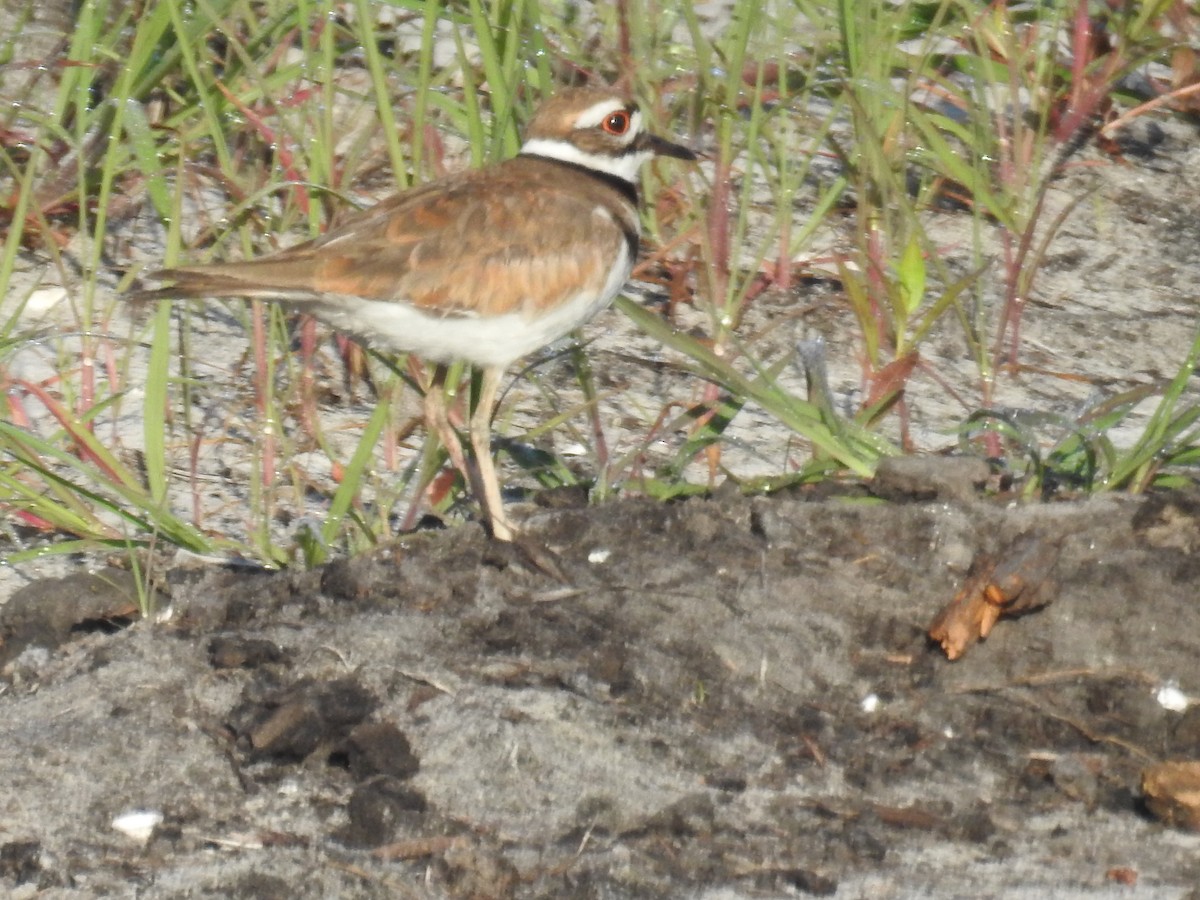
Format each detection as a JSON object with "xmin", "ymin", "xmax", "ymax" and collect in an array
[
  {"xmin": 617, "ymin": 297, "xmax": 888, "ymax": 476},
  {"xmin": 318, "ymin": 384, "xmax": 395, "ymax": 554}
]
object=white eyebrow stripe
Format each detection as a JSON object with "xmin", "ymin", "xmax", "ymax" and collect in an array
[
  {"xmin": 518, "ymin": 137, "xmax": 651, "ymax": 182},
  {"xmin": 624, "ymin": 110, "xmax": 644, "ymax": 144},
  {"xmin": 572, "ymin": 98, "xmax": 632, "ymax": 129}
]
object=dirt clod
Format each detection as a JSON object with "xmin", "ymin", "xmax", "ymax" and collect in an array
[
  {"xmin": 0, "ymin": 567, "xmax": 142, "ymax": 665},
  {"xmin": 228, "ymin": 677, "xmax": 377, "ymax": 762},
  {"xmin": 872, "ymin": 455, "xmax": 993, "ymax": 503},
  {"xmin": 337, "ymin": 721, "xmax": 420, "ymax": 781},
  {"xmin": 339, "ymin": 775, "xmax": 428, "ymax": 848},
  {"xmin": 0, "ymin": 841, "xmax": 41, "ymax": 885},
  {"xmin": 208, "ymin": 635, "xmax": 288, "ymax": 669}
]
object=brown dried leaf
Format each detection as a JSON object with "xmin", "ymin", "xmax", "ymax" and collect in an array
[
  {"xmin": 371, "ymin": 835, "xmax": 464, "ymax": 860},
  {"xmin": 1142, "ymin": 760, "xmax": 1200, "ymax": 831},
  {"xmin": 928, "ymin": 533, "xmax": 1061, "ymax": 660}
]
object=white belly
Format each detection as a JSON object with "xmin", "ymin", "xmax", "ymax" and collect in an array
[{"xmin": 310, "ymin": 243, "xmax": 633, "ymax": 370}]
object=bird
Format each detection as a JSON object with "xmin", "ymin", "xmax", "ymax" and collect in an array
[{"xmin": 133, "ymin": 85, "xmax": 695, "ymax": 542}]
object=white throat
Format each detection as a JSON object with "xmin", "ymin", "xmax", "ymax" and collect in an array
[{"xmin": 519, "ymin": 137, "xmax": 650, "ymax": 184}]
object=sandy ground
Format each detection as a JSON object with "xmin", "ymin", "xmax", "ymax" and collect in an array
[
  {"xmin": 3, "ymin": 485, "xmax": 1200, "ymax": 897},
  {"xmin": 6, "ymin": 8, "xmax": 1200, "ymax": 896}
]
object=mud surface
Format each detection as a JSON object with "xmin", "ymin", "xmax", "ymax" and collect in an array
[{"xmin": 4, "ymin": 485, "xmax": 1200, "ymax": 898}]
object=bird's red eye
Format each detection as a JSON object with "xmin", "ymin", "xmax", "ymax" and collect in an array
[{"xmin": 602, "ymin": 110, "xmax": 632, "ymax": 135}]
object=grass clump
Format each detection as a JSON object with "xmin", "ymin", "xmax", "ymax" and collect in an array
[{"xmin": 1, "ymin": 0, "xmax": 1198, "ymax": 571}]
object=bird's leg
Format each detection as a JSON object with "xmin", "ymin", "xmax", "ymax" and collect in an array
[
  {"xmin": 424, "ymin": 363, "xmax": 513, "ymax": 541},
  {"xmin": 469, "ymin": 366, "xmax": 515, "ymax": 542},
  {"xmin": 424, "ymin": 363, "xmax": 473, "ymax": 510}
]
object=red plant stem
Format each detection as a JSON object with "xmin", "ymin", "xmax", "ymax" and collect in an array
[
  {"xmin": 864, "ymin": 221, "xmax": 888, "ymax": 375},
  {"xmin": 708, "ymin": 156, "xmax": 732, "ymax": 308},
  {"xmin": 190, "ymin": 431, "xmax": 204, "ymax": 526},
  {"xmin": 1067, "ymin": 2, "xmax": 1093, "ymax": 134},
  {"xmin": 214, "ymin": 81, "xmax": 311, "ymax": 216},
  {"xmin": 697, "ymin": 380, "xmax": 722, "ymax": 486},
  {"xmin": 78, "ymin": 335, "xmax": 95, "ymax": 434},
  {"xmin": 250, "ymin": 301, "xmax": 276, "ymax": 491},
  {"xmin": 17, "ymin": 378, "xmax": 123, "ymax": 481},
  {"xmin": 6, "ymin": 388, "xmax": 31, "ymax": 428},
  {"xmin": 774, "ymin": 212, "xmax": 792, "ymax": 294},
  {"xmin": 298, "ymin": 315, "xmax": 318, "ymax": 438},
  {"xmin": 992, "ymin": 230, "xmax": 1019, "ymax": 374},
  {"xmin": 897, "ymin": 396, "xmax": 913, "ymax": 453},
  {"xmin": 636, "ymin": 400, "xmax": 688, "ymax": 488},
  {"xmin": 1058, "ymin": 4, "xmax": 1122, "ymax": 143},
  {"xmin": 96, "ymin": 321, "xmax": 121, "ymax": 411}
]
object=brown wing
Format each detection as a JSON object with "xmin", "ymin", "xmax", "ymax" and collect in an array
[{"xmin": 136, "ymin": 157, "xmax": 638, "ymax": 320}]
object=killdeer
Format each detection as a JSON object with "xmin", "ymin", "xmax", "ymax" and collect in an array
[{"xmin": 134, "ymin": 85, "xmax": 694, "ymax": 542}]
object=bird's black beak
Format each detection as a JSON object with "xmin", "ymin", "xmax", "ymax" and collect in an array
[{"xmin": 640, "ymin": 132, "xmax": 697, "ymax": 161}]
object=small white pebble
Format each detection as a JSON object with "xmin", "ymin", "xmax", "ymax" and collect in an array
[
  {"xmin": 860, "ymin": 693, "xmax": 880, "ymax": 714},
  {"xmin": 111, "ymin": 810, "xmax": 163, "ymax": 843},
  {"xmin": 1156, "ymin": 682, "xmax": 1191, "ymax": 712},
  {"xmin": 943, "ymin": 725, "xmax": 955, "ymax": 739},
  {"xmin": 588, "ymin": 548, "xmax": 611, "ymax": 564},
  {"xmin": 277, "ymin": 777, "xmax": 302, "ymax": 796},
  {"xmin": 25, "ymin": 286, "xmax": 68, "ymax": 315}
]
